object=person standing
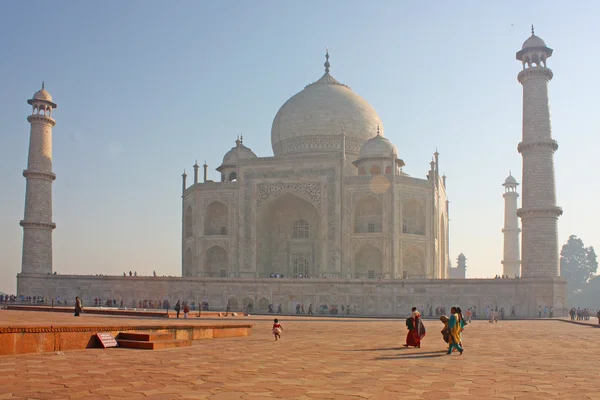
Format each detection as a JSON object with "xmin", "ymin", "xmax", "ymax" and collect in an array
[
  {"xmin": 183, "ymin": 302, "xmax": 190, "ymax": 319},
  {"xmin": 74, "ymin": 296, "xmax": 83, "ymax": 317},
  {"xmin": 174, "ymin": 300, "xmax": 181, "ymax": 318}
]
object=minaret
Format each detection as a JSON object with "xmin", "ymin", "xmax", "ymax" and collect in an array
[
  {"xmin": 502, "ymin": 172, "xmax": 521, "ymax": 277},
  {"xmin": 20, "ymin": 83, "xmax": 57, "ymax": 275},
  {"xmin": 516, "ymin": 27, "xmax": 562, "ymax": 277},
  {"xmin": 193, "ymin": 161, "xmax": 199, "ymax": 184}
]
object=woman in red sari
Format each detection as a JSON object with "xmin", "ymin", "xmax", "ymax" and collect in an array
[{"xmin": 404, "ymin": 307, "xmax": 426, "ymax": 348}]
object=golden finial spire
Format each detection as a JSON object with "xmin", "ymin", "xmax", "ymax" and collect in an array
[{"xmin": 324, "ymin": 48, "xmax": 330, "ymax": 73}]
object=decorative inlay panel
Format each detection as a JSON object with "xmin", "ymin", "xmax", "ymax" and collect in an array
[{"xmin": 257, "ymin": 183, "xmax": 321, "ymax": 209}]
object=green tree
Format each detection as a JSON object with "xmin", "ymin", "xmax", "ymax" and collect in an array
[{"xmin": 560, "ymin": 235, "xmax": 598, "ymax": 294}]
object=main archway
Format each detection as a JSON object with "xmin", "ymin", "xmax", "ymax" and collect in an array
[{"xmin": 257, "ymin": 192, "xmax": 321, "ymax": 278}]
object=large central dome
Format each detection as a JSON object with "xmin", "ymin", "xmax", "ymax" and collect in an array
[{"xmin": 271, "ymin": 51, "xmax": 384, "ymax": 157}]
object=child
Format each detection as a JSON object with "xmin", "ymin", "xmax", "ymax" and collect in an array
[{"xmin": 272, "ymin": 318, "xmax": 283, "ymax": 340}]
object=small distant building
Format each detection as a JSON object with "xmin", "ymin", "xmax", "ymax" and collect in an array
[{"xmin": 449, "ymin": 253, "xmax": 466, "ymax": 279}]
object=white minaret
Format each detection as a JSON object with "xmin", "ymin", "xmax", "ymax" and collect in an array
[
  {"xmin": 516, "ymin": 27, "xmax": 562, "ymax": 278},
  {"xmin": 20, "ymin": 83, "xmax": 57, "ymax": 275},
  {"xmin": 502, "ymin": 172, "xmax": 521, "ymax": 277}
]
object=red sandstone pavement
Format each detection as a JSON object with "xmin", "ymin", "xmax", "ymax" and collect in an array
[{"xmin": 1, "ymin": 312, "xmax": 599, "ymax": 400}]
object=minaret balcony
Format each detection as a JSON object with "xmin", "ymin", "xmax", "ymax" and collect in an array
[
  {"xmin": 23, "ymin": 170, "xmax": 56, "ymax": 181},
  {"xmin": 27, "ymin": 114, "xmax": 56, "ymax": 126},
  {"xmin": 517, "ymin": 67, "xmax": 553, "ymax": 83},
  {"xmin": 517, "ymin": 139, "xmax": 558, "ymax": 154}
]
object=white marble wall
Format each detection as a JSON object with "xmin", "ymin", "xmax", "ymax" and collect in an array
[{"xmin": 17, "ymin": 274, "xmax": 566, "ymax": 318}]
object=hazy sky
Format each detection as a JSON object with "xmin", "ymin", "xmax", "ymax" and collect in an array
[{"xmin": 1, "ymin": 1, "xmax": 599, "ymax": 294}]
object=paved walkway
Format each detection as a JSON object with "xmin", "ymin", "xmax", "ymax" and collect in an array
[{"xmin": 1, "ymin": 313, "xmax": 599, "ymax": 399}]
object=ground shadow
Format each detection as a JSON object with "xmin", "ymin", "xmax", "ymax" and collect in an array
[
  {"xmin": 375, "ymin": 350, "xmax": 448, "ymax": 360},
  {"xmin": 346, "ymin": 346, "xmax": 411, "ymax": 352}
]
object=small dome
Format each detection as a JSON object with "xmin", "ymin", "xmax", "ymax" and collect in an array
[
  {"xmin": 358, "ymin": 132, "xmax": 397, "ymax": 159},
  {"xmin": 222, "ymin": 142, "xmax": 257, "ymax": 165},
  {"xmin": 522, "ymin": 34, "xmax": 546, "ymax": 50},
  {"xmin": 504, "ymin": 174, "xmax": 518, "ymax": 185},
  {"xmin": 33, "ymin": 88, "xmax": 53, "ymax": 102},
  {"xmin": 458, "ymin": 253, "xmax": 466, "ymax": 261}
]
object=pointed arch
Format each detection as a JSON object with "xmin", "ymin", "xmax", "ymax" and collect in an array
[
  {"xmin": 402, "ymin": 199, "xmax": 426, "ymax": 235},
  {"xmin": 257, "ymin": 192, "xmax": 321, "ymax": 278},
  {"xmin": 185, "ymin": 206, "xmax": 193, "ymax": 238},
  {"xmin": 354, "ymin": 195, "xmax": 382, "ymax": 233},
  {"xmin": 204, "ymin": 201, "xmax": 228, "ymax": 236},
  {"xmin": 403, "ymin": 244, "xmax": 425, "ymax": 278},
  {"xmin": 205, "ymin": 245, "xmax": 228, "ymax": 277},
  {"xmin": 184, "ymin": 248, "xmax": 193, "ymax": 276},
  {"xmin": 354, "ymin": 244, "xmax": 383, "ymax": 279}
]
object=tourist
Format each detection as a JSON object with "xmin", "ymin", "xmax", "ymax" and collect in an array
[
  {"xmin": 183, "ymin": 302, "xmax": 189, "ymax": 319},
  {"xmin": 74, "ymin": 296, "xmax": 83, "ymax": 317},
  {"xmin": 308, "ymin": 304, "xmax": 313, "ymax": 315},
  {"xmin": 272, "ymin": 318, "xmax": 283, "ymax": 341},
  {"xmin": 447, "ymin": 307, "xmax": 464, "ymax": 355},
  {"xmin": 403, "ymin": 307, "xmax": 425, "ymax": 348},
  {"xmin": 277, "ymin": 304, "xmax": 282, "ymax": 313},
  {"xmin": 175, "ymin": 300, "xmax": 181, "ymax": 318},
  {"xmin": 538, "ymin": 306, "xmax": 542, "ymax": 318},
  {"xmin": 439, "ymin": 315, "xmax": 450, "ymax": 343},
  {"xmin": 465, "ymin": 308, "xmax": 472, "ymax": 323}
]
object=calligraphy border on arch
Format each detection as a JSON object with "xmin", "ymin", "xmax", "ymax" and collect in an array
[{"xmin": 243, "ymin": 167, "xmax": 336, "ymax": 270}]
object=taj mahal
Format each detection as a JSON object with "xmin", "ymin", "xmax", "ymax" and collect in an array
[{"xmin": 16, "ymin": 30, "xmax": 567, "ymax": 317}]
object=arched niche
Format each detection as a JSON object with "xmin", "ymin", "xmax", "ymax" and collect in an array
[
  {"xmin": 354, "ymin": 244, "xmax": 383, "ymax": 279},
  {"xmin": 403, "ymin": 244, "xmax": 425, "ymax": 278},
  {"xmin": 185, "ymin": 206, "xmax": 193, "ymax": 238},
  {"xmin": 257, "ymin": 192, "xmax": 320, "ymax": 278},
  {"xmin": 402, "ymin": 199, "xmax": 426, "ymax": 235},
  {"xmin": 184, "ymin": 248, "xmax": 193, "ymax": 276},
  {"xmin": 204, "ymin": 201, "xmax": 228, "ymax": 236},
  {"xmin": 205, "ymin": 245, "xmax": 228, "ymax": 277},
  {"xmin": 354, "ymin": 196, "xmax": 382, "ymax": 233}
]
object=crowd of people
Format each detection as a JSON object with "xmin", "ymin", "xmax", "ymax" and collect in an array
[{"xmin": 568, "ymin": 307, "xmax": 598, "ymax": 322}]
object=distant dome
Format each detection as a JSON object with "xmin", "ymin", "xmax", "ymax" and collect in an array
[
  {"xmin": 221, "ymin": 141, "xmax": 257, "ymax": 165},
  {"xmin": 33, "ymin": 88, "xmax": 53, "ymax": 102},
  {"xmin": 458, "ymin": 253, "xmax": 466, "ymax": 261},
  {"xmin": 503, "ymin": 174, "xmax": 518, "ymax": 186},
  {"xmin": 271, "ymin": 51, "xmax": 384, "ymax": 157},
  {"xmin": 27, "ymin": 83, "xmax": 57, "ymax": 108},
  {"xmin": 358, "ymin": 132, "xmax": 397, "ymax": 159},
  {"xmin": 522, "ymin": 34, "xmax": 546, "ymax": 50}
]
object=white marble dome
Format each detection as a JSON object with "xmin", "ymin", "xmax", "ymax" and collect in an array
[
  {"xmin": 358, "ymin": 131, "xmax": 397, "ymax": 159},
  {"xmin": 33, "ymin": 88, "xmax": 53, "ymax": 102},
  {"xmin": 221, "ymin": 141, "xmax": 257, "ymax": 166},
  {"xmin": 522, "ymin": 34, "xmax": 546, "ymax": 49},
  {"xmin": 504, "ymin": 173, "xmax": 518, "ymax": 186},
  {"xmin": 271, "ymin": 53, "xmax": 384, "ymax": 157}
]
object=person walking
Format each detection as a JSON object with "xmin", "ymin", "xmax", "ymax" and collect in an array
[
  {"xmin": 272, "ymin": 318, "xmax": 283, "ymax": 340},
  {"xmin": 74, "ymin": 296, "xmax": 83, "ymax": 317},
  {"xmin": 447, "ymin": 306, "xmax": 464, "ymax": 355},
  {"xmin": 183, "ymin": 302, "xmax": 190, "ymax": 319}
]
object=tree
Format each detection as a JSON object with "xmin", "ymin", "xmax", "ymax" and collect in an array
[{"xmin": 560, "ymin": 235, "xmax": 598, "ymax": 295}]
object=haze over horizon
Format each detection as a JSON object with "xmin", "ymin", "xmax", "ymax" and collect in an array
[{"xmin": 1, "ymin": 1, "xmax": 599, "ymax": 294}]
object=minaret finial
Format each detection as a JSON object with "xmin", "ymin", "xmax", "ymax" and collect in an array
[
  {"xmin": 240, "ymin": 134, "xmax": 244, "ymax": 144},
  {"xmin": 41, "ymin": 81, "xmax": 45, "ymax": 90},
  {"xmin": 376, "ymin": 125, "xmax": 380, "ymax": 136},
  {"xmin": 509, "ymin": 169, "xmax": 512, "ymax": 176},
  {"xmin": 324, "ymin": 48, "xmax": 330, "ymax": 73},
  {"xmin": 531, "ymin": 25, "xmax": 535, "ymax": 35}
]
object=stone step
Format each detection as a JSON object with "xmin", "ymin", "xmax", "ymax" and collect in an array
[
  {"xmin": 118, "ymin": 331, "xmax": 173, "ymax": 342},
  {"xmin": 116, "ymin": 339, "xmax": 192, "ymax": 350}
]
